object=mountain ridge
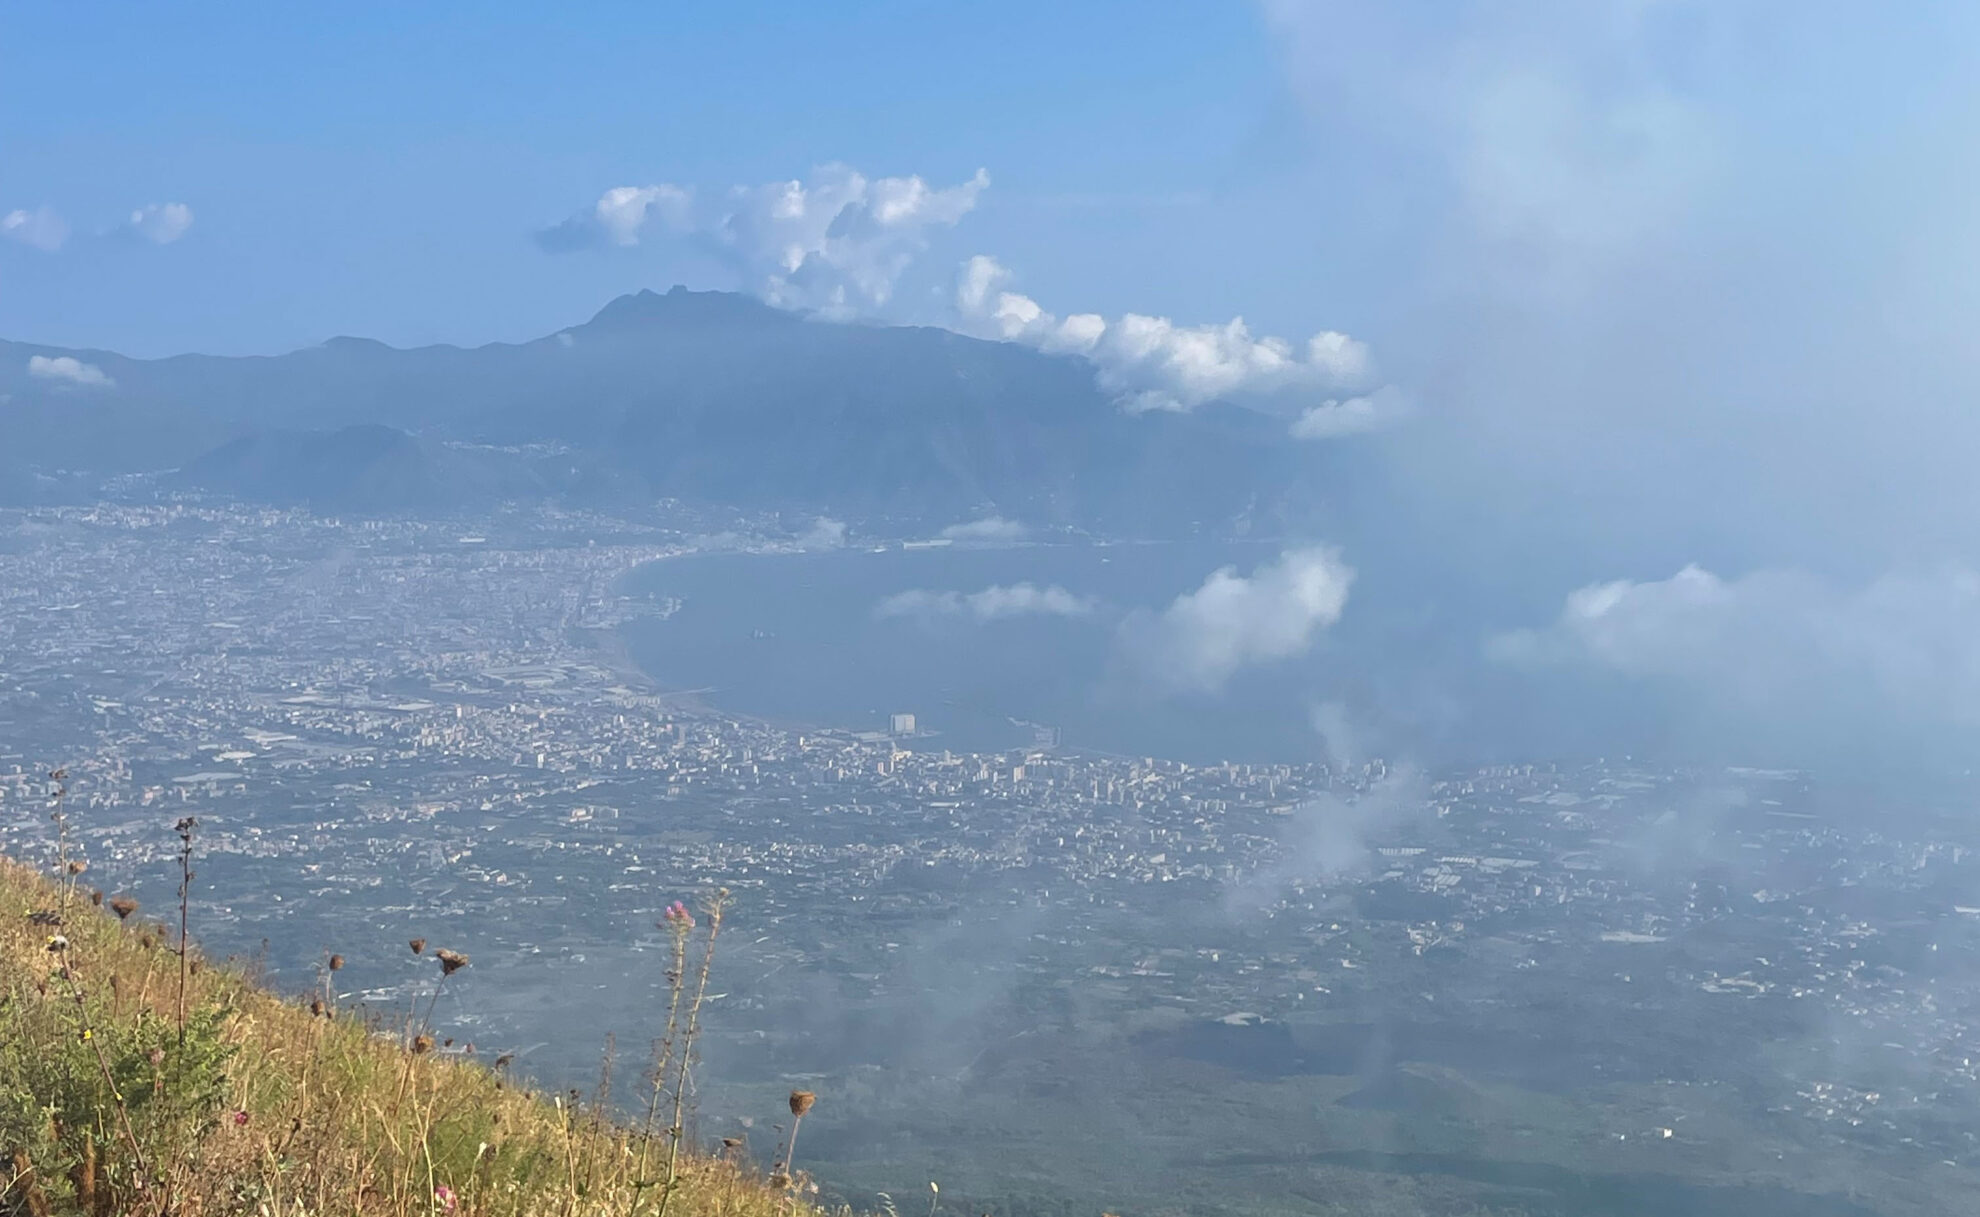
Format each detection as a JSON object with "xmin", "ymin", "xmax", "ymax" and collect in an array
[{"xmin": 0, "ymin": 287, "xmax": 1338, "ymax": 532}]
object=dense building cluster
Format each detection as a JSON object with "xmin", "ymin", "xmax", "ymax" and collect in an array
[{"xmin": 3, "ymin": 502, "xmax": 1979, "ymax": 1209}]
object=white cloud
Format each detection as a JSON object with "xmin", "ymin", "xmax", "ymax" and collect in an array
[
  {"xmin": 1492, "ymin": 563, "xmax": 1980, "ymax": 731},
  {"xmin": 939, "ymin": 516, "xmax": 1028, "ymax": 543},
  {"xmin": 540, "ymin": 165, "xmax": 989, "ymax": 316},
  {"xmin": 956, "ymin": 254, "xmax": 1377, "ymax": 415},
  {"xmin": 27, "ymin": 355, "xmax": 114, "ymax": 388},
  {"xmin": 1290, "ymin": 385, "xmax": 1411, "ymax": 439},
  {"xmin": 2, "ymin": 206, "xmax": 68, "ymax": 252},
  {"xmin": 1262, "ymin": 0, "xmax": 1720, "ymax": 260},
  {"xmin": 537, "ymin": 185, "xmax": 691, "ymax": 252},
  {"xmin": 1226, "ymin": 769, "xmax": 1426, "ymax": 914},
  {"xmin": 876, "ymin": 582, "xmax": 1095, "ymax": 624},
  {"xmin": 795, "ymin": 517, "xmax": 848, "ymax": 551},
  {"xmin": 1491, "ymin": 564, "xmax": 1742, "ymax": 675},
  {"xmin": 126, "ymin": 202, "xmax": 195, "ymax": 244},
  {"xmin": 1119, "ymin": 546, "xmax": 1355, "ymax": 693},
  {"xmin": 602, "ymin": 185, "xmax": 693, "ymax": 247}
]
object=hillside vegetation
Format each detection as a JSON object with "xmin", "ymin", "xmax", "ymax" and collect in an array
[{"xmin": 0, "ymin": 847, "xmax": 825, "ymax": 1217}]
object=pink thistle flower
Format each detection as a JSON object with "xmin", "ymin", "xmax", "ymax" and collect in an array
[
  {"xmin": 435, "ymin": 1184, "xmax": 457, "ymax": 1212},
  {"xmin": 231, "ymin": 1109, "xmax": 249, "ymax": 1127}
]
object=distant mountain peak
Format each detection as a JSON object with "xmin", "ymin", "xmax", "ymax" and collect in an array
[
  {"xmin": 318, "ymin": 335, "xmax": 395, "ymax": 353},
  {"xmin": 583, "ymin": 286, "xmax": 798, "ymax": 332}
]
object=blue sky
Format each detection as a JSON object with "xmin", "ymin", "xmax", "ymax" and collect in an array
[
  {"xmin": 3, "ymin": 1, "xmax": 1326, "ymax": 355},
  {"xmin": 7, "ymin": 0, "xmax": 1978, "ymax": 378},
  {"xmin": 12, "ymin": 0, "xmax": 1980, "ymax": 554},
  {"xmin": 13, "ymin": 1, "xmax": 1980, "ymax": 763}
]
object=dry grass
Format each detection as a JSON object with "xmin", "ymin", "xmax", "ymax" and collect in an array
[{"xmin": 0, "ymin": 853, "xmax": 831, "ymax": 1217}]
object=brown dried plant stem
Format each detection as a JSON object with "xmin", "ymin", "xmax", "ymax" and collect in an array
[
  {"xmin": 654, "ymin": 888, "xmax": 727, "ymax": 1217},
  {"xmin": 778, "ymin": 1090, "xmax": 815, "ymax": 1198},
  {"xmin": 415, "ymin": 969, "xmax": 452, "ymax": 1046},
  {"xmin": 632, "ymin": 919, "xmax": 691, "ymax": 1214},
  {"xmin": 174, "ymin": 816, "xmax": 198, "ymax": 1047},
  {"xmin": 396, "ymin": 947, "xmax": 467, "ymax": 1116},
  {"xmin": 49, "ymin": 769, "xmax": 75, "ymax": 916}
]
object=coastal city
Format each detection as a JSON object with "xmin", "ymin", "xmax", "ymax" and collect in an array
[{"xmin": 2, "ymin": 501, "xmax": 1977, "ymax": 1215}]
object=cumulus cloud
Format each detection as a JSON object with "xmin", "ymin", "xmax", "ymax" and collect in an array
[
  {"xmin": 1290, "ymin": 385, "xmax": 1411, "ymax": 439},
  {"xmin": 939, "ymin": 516, "xmax": 1028, "ymax": 543},
  {"xmin": 27, "ymin": 355, "xmax": 114, "ymax": 388},
  {"xmin": 955, "ymin": 254, "xmax": 1378, "ymax": 416},
  {"xmin": 876, "ymin": 583, "xmax": 1094, "ymax": 624},
  {"xmin": 1492, "ymin": 563, "xmax": 1980, "ymax": 742},
  {"xmin": 126, "ymin": 202, "xmax": 194, "ymax": 244},
  {"xmin": 2, "ymin": 206, "xmax": 68, "ymax": 252},
  {"xmin": 794, "ymin": 517, "xmax": 848, "ymax": 551},
  {"xmin": 538, "ymin": 165, "xmax": 988, "ymax": 315},
  {"xmin": 536, "ymin": 185, "xmax": 691, "ymax": 252},
  {"xmin": 1119, "ymin": 546, "xmax": 1355, "ymax": 694}
]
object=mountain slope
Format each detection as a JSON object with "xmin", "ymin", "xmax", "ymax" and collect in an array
[
  {"xmin": 0, "ymin": 288, "xmax": 1338, "ymax": 531},
  {"xmin": 0, "ymin": 852, "xmax": 819, "ymax": 1217},
  {"xmin": 176, "ymin": 424, "xmax": 550, "ymax": 512}
]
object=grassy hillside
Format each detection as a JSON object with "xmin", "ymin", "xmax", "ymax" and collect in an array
[{"xmin": 0, "ymin": 849, "xmax": 828, "ymax": 1217}]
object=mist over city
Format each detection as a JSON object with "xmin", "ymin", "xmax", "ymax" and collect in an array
[{"xmin": 5, "ymin": 5, "xmax": 1980, "ymax": 1216}]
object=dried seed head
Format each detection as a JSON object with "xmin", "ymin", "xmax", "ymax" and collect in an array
[
  {"xmin": 90, "ymin": 890, "xmax": 103, "ymax": 906},
  {"xmin": 310, "ymin": 998, "xmax": 326, "ymax": 1017},
  {"xmin": 327, "ymin": 954, "xmax": 345, "ymax": 971},
  {"xmin": 435, "ymin": 949, "xmax": 469, "ymax": 976},
  {"xmin": 109, "ymin": 896, "xmax": 138, "ymax": 920},
  {"xmin": 788, "ymin": 1090, "xmax": 816, "ymax": 1117},
  {"xmin": 66, "ymin": 860, "xmax": 87, "ymax": 876},
  {"xmin": 412, "ymin": 1034, "xmax": 434, "ymax": 1055},
  {"xmin": 409, "ymin": 938, "xmax": 426, "ymax": 955}
]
